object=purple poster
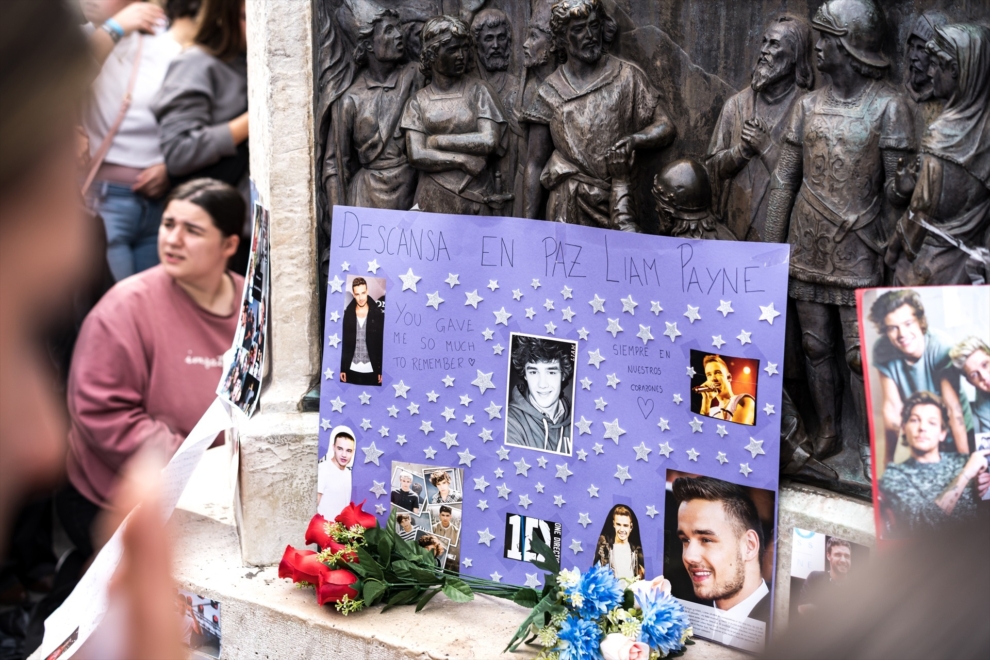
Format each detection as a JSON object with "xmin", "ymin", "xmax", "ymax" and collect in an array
[{"xmin": 318, "ymin": 206, "xmax": 789, "ymax": 651}]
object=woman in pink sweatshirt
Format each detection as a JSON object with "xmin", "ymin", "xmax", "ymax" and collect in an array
[{"xmin": 59, "ymin": 178, "xmax": 244, "ymax": 558}]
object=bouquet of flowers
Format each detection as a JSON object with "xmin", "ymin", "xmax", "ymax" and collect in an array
[{"xmin": 280, "ymin": 502, "xmax": 692, "ymax": 659}]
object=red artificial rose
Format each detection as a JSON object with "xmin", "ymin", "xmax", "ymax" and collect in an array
[
  {"xmin": 316, "ymin": 568, "xmax": 360, "ymax": 606},
  {"xmin": 305, "ymin": 514, "xmax": 333, "ymax": 549},
  {"xmin": 334, "ymin": 500, "xmax": 377, "ymax": 529},
  {"xmin": 278, "ymin": 546, "xmax": 331, "ymax": 585}
]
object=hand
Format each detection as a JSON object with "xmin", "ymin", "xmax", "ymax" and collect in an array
[
  {"xmin": 610, "ymin": 135, "xmax": 637, "ymax": 163},
  {"xmin": 885, "ymin": 233, "xmax": 903, "ymax": 268},
  {"xmin": 457, "ymin": 154, "xmax": 487, "ymax": 177},
  {"xmin": 741, "ymin": 118, "xmax": 770, "ymax": 157},
  {"xmin": 113, "ymin": 2, "xmax": 166, "ymax": 35},
  {"xmin": 895, "ymin": 155, "xmax": 920, "ymax": 199},
  {"xmin": 377, "ymin": 374, "xmax": 382, "ymax": 384},
  {"xmin": 340, "ymin": 372, "xmax": 347, "ymax": 383},
  {"xmin": 605, "ymin": 145, "xmax": 632, "ymax": 180},
  {"xmin": 132, "ymin": 163, "xmax": 170, "ymax": 199},
  {"xmin": 962, "ymin": 449, "xmax": 990, "ymax": 481},
  {"xmin": 977, "ymin": 471, "xmax": 990, "ymax": 500}
]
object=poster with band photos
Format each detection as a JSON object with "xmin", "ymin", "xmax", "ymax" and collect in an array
[{"xmin": 317, "ymin": 206, "xmax": 790, "ymax": 653}]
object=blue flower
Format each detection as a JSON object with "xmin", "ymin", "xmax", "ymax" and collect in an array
[
  {"xmin": 566, "ymin": 564, "xmax": 625, "ymax": 619},
  {"xmin": 556, "ymin": 614, "xmax": 603, "ymax": 660},
  {"xmin": 638, "ymin": 590, "xmax": 692, "ymax": 655}
]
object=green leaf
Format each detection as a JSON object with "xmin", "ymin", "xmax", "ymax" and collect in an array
[
  {"xmin": 512, "ymin": 588, "xmax": 540, "ymax": 609},
  {"xmin": 377, "ymin": 536, "xmax": 394, "ymax": 568},
  {"xmin": 392, "ymin": 535, "xmax": 419, "ymax": 561},
  {"xmin": 363, "ymin": 526, "xmax": 383, "ymax": 547},
  {"xmin": 527, "ymin": 535, "xmax": 560, "ymax": 573},
  {"xmin": 391, "ymin": 559, "xmax": 440, "ymax": 583},
  {"xmin": 362, "ymin": 580, "xmax": 386, "ymax": 606},
  {"xmin": 347, "ymin": 560, "xmax": 371, "ymax": 579},
  {"xmin": 355, "ymin": 547, "xmax": 384, "ymax": 581},
  {"xmin": 504, "ymin": 593, "xmax": 559, "ymax": 653},
  {"xmin": 415, "ymin": 587, "xmax": 441, "ymax": 612},
  {"xmin": 381, "ymin": 588, "xmax": 420, "ymax": 612},
  {"xmin": 441, "ymin": 577, "xmax": 474, "ymax": 603}
]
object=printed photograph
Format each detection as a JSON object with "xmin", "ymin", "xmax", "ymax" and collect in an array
[
  {"xmin": 389, "ymin": 463, "xmax": 427, "ymax": 516},
  {"xmin": 177, "ymin": 590, "xmax": 221, "ymax": 659},
  {"xmin": 423, "ymin": 467, "xmax": 463, "ymax": 504},
  {"xmin": 504, "ymin": 333, "xmax": 577, "ymax": 456},
  {"xmin": 340, "ymin": 275, "xmax": 386, "ymax": 386},
  {"xmin": 415, "ymin": 529, "xmax": 450, "ymax": 569},
  {"xmin": 592, "ymin": 504, "xmax": 646, "ymax": 581},
  {"xmin": 859, "ymin": 287, "xmax": 990, "ymax": 539},
  {"xmin": 788, "ymin": 528, "xmax": 869, "ymax": 620},
  {"xmin": 316, "ymin": 424, "xmax": 356, "ymax": 520},
  {"xmin": 394, "ymin": 509, "xmax": 432, "ymax": 542},
  {"xmin": 663, "ymin": 469, "xmax": 776, "ymax": 654},
  {"xmin": 428, "ymin": 503, "xmax": 462, "ymax": 547},
  {"xmin": 689, "ymin": 350, "xmax": 759, "ymax": 426}
]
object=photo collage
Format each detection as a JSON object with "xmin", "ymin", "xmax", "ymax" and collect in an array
[
  {"xmin": 390, "ymin": 461, "xmax": 464, "ymax": 572},
  {"xmin": 177, "ymin": 589, "xmax": 222, "ymax": 659}
]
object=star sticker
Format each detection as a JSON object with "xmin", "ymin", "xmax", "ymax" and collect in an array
[
  {"xmin": 658, "ymin": 442, "xmax": 673, "ymax": 457},
  {"xmin": 737, "ymin": 329, "xmax": 752, "ymax": 345},
  {"xmin": 441, "ymin": 407, "xmax": 456, "ymax": 422},
  {"xmin": 618, "ymin": 295, "xmax": 637, "ymax": 315},
  {"xmin": 474, "ymin": 476, "xmax": 490, "ymax": 492},
  {"xmin": 587, "ymin": 349, "xmax": 606, "ymax": 369},
  {"xmin": 370, "ymin": 481, "xmax": 386, "ymax": 497},
  {"xmin": 577, "ymin": 327, "xmax": 590, "ymax": 340},
  {"xmin": 739, "ymin": 463, "xmax": 753, "ymax": 477},
  {"xmin": 606, "ymin": 373, "xmax": 620, "ymax": 389},
  {"xmin": 577, "ymin": 449, "xmax": 588, "ymax": 461},
  {"xmin": 496, "ymin": 446, "xmax": 510, "ymax": 461},
  {"xmin": 395, "ymin": 434, "xmax": 408, "ymax": 446},
  {"xmin": 637, "ymin": 325, "xmax": 654, "ymax": 345},
  {"xmin": 441, "ymin": 431, "xmax": 458, "ymax": 449},
  {"xmin": 386, "ymin": 405, "xmax": 399, "ymax": 418},
  {"xmin": 489, "ymin": 570, "xmax": 500, "ymax": 581},
  {"xmin": 375, "ymin": 504, "xmax": 386, "ymax": 515},
  {"xmin": 764, "ymin": 362, "xmax": 779, "ymax": 376},
  {"xmin": 561, "ymin": 285, "xmax": 573, "ymax": 299},
  {"xmin": 328, "ymin": 310, "xmax": 340, "ymax": 323},
  {"xmin": 423, "ymin": 446, "xmax": 437, "ymax": 460},
  {"xmin": 763, "ymin": 403, "xmax": 776, "ymax": 416},
  {"xmin": 614, "ymin": 465, "xmax": 632, "ymax": 484},
  {"xmin": 759, "ymin": 302, "xmax": 781, "ymax": 325},
  {"xmin": 425, "ymin": 291, "xmax": 444, "ymax": 310},
  {"xmin": 553, "ymin": 494, "xmax": 566, "ymax": 508},
  {"xmin": 478, "ymin": 428, "xmax": 494, "ymax": 442},
  {"xmin": 419, "ymin": 420, "xmax": 434, "ymax": 435},
  {"xmin": 561, "ymin": 307, "xmax": 575, "ymax": 322},
  {"xmin": 426, "ymin": 390, "xmax": 439, "ymax": 402},
  {"xmin": 478, "ymin": 528, "xmax": 496, "ymax": 546},
  {"xmin": 537, "ymin": 456, "xmax": 548, "ymax": 468},
  {"xmin": 657, "ymin": 418, "xmax": 670, "ymax": 431},
  {"xmin": 463, "ymin": 414, "xmax": 475, "ymax": 426},
  {"xmin": 514, "ymin": 458, "xmax": 531, "ymax": 476},
  {"xmin": 545, "ymin": 321, "xmax": 557, "ymax": 335},
  {"xmin": 399, "ymin": 268, "xmax": 421, "ymax": 292},
  {"xmin": 518, "ymin": 494, "xmax": 532, "ymax": 509},
  {"xmin": 569, "ymin": 539, "xmax": 583, "ymax": 554},
  {"xmin": 717, "ymin": 424, "xmax": 728, "ymax": 438},
  {"xmin": 360, "ymin": 419, "xmax": 372, "ymax": 431},
  {"xmin": 745, "ymin": 437, "xmax": 766, "ymax": 458},
  {"xmin": 525, "ymin": 307, "xmax": 536, "ymax": 320},
  {"xmin": 512, "ymin": 288, "xmax": 523, "ymax": 300},
  {"xmin": 478, "ymin": 500, "xmax": 489, "ymax": 511},
  {"xmin": 340, "ymin": 261, "xmax": 350, "ymax": 272},
  {"xmin": 366, "ymin": 259, "xmax": 380, "ymax": 274},
  {"xmin": 650, "ymin": 301, "xmax": 663, "ymax": 316},
  {"xmin": 361, "ymin": 441, "xmax": 385, "ymax": 465},
  {"xmin": 444, "ymin": 273, "xmax": 460, "ymax": 288},
  {"xmin": 495, "ymin": 466, "xmax": 504, "ymax": 479},
  {"xmin": 686, "ymin": 448, "xmax": 700, "ymax": 461},
  {"xmin": 575, "ymin": 416, "xmax": 593, "ymax": 435},
  {"xmin": 712, "ymin": 335, "xmax": 726, "ymax": 349},
  {"xmin": 578, "ymin": 513, "xmax": 593, "ymax": 528},
  {"xmin": 686, "ymin": 366, "xmax": 696, "ymax": 378},
  {"xmin": 605, "ymin": 318, "xmax": 623, "ymax": 337},
  {"xmin": 464, "ymin": 290, "xmax": 483, "ymax": 308},
  {"xmin": 482, "ymin": 328, "xmax": 494, "ymax": 341},
  {"xmin": 328, "ymin": 275, "xmax": 344, "ymax": 293},
  {"xmin": 633, "ymin": 442, "xmax": 652, "ymax": 461},
  {"xmin": 456, "ymin": 394, "xmax": 472, "ymax": 407},
  {"xmin": 593, "ymin": 443, "xmax": 604, "ymax": 455},
  {"xmin": 555, "ymin": 463, "xmax": 573, "ymax": 482},
  {"xmin": 493, "ymin": 307, "xmax": 512, "ymax": 325},
  {"xmin": 646, "ymin": 505, "xmax": 659, "ymax": 518},
  {"xmin": 589, "ymin": 294, "xmax": 606, "ymax": 313},
  {"xmin": 320, "ymin": 418, "xmax": 331, "ymax": 431},
  {"xmin": 378, "ymin": 426, "xmax": 389, "ymax": 437},
  {"xmin": 717, "ymin": 300, "xmax": 734, "ymax": 317},
  {"xmin": 663, "ymin": 322, "xmax": 682, "ymax": 342},
  {"xmin": 330, "ymin": 397, "xmax": 345, "ymax": 412},
  {"xmin": 580, "ymin": 377, "xmax": 592, "ymax": 390},
  {"xmin": 497, "ymin": 483, "xmax": 511, "ymax": 499},
  {"xmin": 323, "ymin": 368, "xmax": 334, "ymax": 380},
  {"xmin": 673, "ymin": 393, "xmax": 683, "ymax": 405},
  {"xmin": 684, "ymin": 305, "xmax": 701, "ymax": 323},
  {"xmin": 689, "ymin": 417, "xmax": 704, "ymax": 433},
  {"xmin": 471, "ymin": 370, "xmax": 495, "ymax": 394},
  {"xmin": 543, "ymin": 298, "xmax": 555, "ymax": 311},
  {"xmin": 531, "ymin": 278, "xmax": 541, "ymax": 289},
  {"xmin": 442, "ymin": 375, "xmax": 455, "ymax": 387},
  {"xmin": 358, "ymin": 391, "xmax": 372, "ymax": 405},
  {"xmin": 524, "ymin": 573, "xmax": 541, "ymax": 589},
  {"xmin": 603, "ymin": 418, "xmax": 626, "ymax": 444},
  {"xmin": 487, "ymin": 279, "xmax": 499, "ymax": 292},
  {"xmin": 328, "ymin": 334, "xmax": 341, "ymax": 348},
  {"xmin": 393, "ymin": 380, "xmax": 410, "ymax": 398},
  {"xmin": 530, "ymin": 482, "xmax": 543, "ymax": 495},
  {"xmin": 594, "ymin": 397, "xmax": 607, "ymax": 411},
  {"xmin": 716, "ymin": 451, "xmax": 728, "ymax": 465},
  {"xmin": 463, "ymin": 558, "xmax": 473, "ymax": 568},
  {"xmin": 587, "ymin": 484, "xmax": 600, "ymax": 498}
]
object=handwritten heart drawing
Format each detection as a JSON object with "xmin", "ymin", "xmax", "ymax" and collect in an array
[
  {"xmin": 468, "ymin": 358, "xmax": 476, "ymax": 366},
  {"xmin": 637, "ymin": 397, "xmax": 654, "ymax": 419}
]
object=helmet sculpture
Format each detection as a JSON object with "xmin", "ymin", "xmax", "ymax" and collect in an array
[
  {"xmin": 652, "ymin": 159, "xmax": 712, "ymax": 222},
  {"xmin": 811, "ymin": 0, "xmax": 889, "ymax": 69}
]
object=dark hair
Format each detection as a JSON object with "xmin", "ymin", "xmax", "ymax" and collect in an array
[
  {"xmin": 397, "ymin": 513, "xmax": 410, "ymax": 524},
  {"xmin": 165, "ymin": 0, "xmax": 203, "ymax": 22},
  {"xmin": 439, "ymin": 505, "xmax": 452, "ymax": 515},
  {"xmin": 826, "ymin": 536, "xmax": 851, "ymax": 555},
  {"xmin": 0, "ymin": 0, "xmax": 91, "ymax": 195},
  {"xmin": 774, "ymin": 14, "xmax": 815, "ymax": 90},
  {"xmin": 511, "ymin": 336, "xmax": 575, "ymax": 399},
  {"xmin": 612, "ymin": 504, "xmax": 633, "ymax": 524},
  {"xmin": 410, "ymin": 482, "xmax": 423, "ymax": 495},
  {"xmin": 353, "ymin": 9, "xmax": 401, "ymax": 68},
  {"xmin": 672, "ymin": 476, "xmax": 765, "ymax": 561},
  {"xmin": 419, "ymin": 15, "xmax": 474, "ymax": 81},
  {"xmin": 165, "ymin": 178, "xmax": 245, "ymax": 237},
  {"xmin": 351, "ymin": 276, "xmax": 368, "ymax": 290},
  {"xmin": 900, "ymin": 390, "xmax": 948, "ymax": 430},
  {"xmin": 471, "ymin": 7, "xmax": 511, "ymax": 41},
  {"xmin": 549, "ymin": 0, "xmax": 617, "ymax": 64},
  {"xmin": 869, "ymin": 289, "xmax": 928, "ymax": 334},
  {"xmin": 430, "ymin": 471, "xmax": 451, "ymax": 486},
  {"xmin": 417, "ymin": 534, "xmax": 436, "ymax": 548},
  {"xmin": 195, "ymin": 0, "xmax": 245, "ymax": 61},
  {"xmin": 333, "ymin": 432, "xmax": 355, "ymax": 445}
]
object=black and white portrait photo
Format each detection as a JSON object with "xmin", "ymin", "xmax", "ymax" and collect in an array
[{"xmin": 504, "ymin": 333, "xmax": 576, "ymax": 456}]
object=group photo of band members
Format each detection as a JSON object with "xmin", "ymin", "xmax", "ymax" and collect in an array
[
  {"xmin": 339, "ymin": 275, "xmax": 386, "ymax": 387},
  {"xmin": 859, "ymin": 286, "xmax": 990, "ymax": 539},
  {"xmin": 504, "ymin": 333, "xmax": 577, "ymax": 456},
  {"xmin": 663, "ymin": 470, "xmax": 776, "ymax": 654},
  {"xmin": 177, "ymin": 590, "xmax": 221, "ymax": 659},
  {"xmin": 389, "ymin": 462, "xmax": 463, "ymax": 572},
  {"xmin": 788, "ymin": 529, "xmax": 869, "ymax": 621},
  {"xmin": 316, "ymin": 425, "xmax": 356, "ymax": 520},
  {"xmin": 593, "ymin": 504, "xmax": 646, "ymax": 581},
  {"xmin": 689, "ymin": 350, "xmax": 759, "ymax": 426}
]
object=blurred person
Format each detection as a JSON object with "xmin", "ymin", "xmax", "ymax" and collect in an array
[
  {"xmin": 797, "ymin": 537, "xmax": 852, "ymax": 615},
  {"xmin": 85, "ymin": 0, "xmax": 167, "ymax": 66},
  {"xmin": 697, "ymin": 354, "xmax": 756, "ymax": 425},
  {"xmin": 1, "ymin": 2, "xmax": 184, "ymax": 658},
  {"xmin": 316, "ymin": 426, "xmax": 355, "ymax": 520},
  {"xmin": 81, "ymin": 0, "xmax": 182, "ymax": 281},
  {"xmin": 60, "ymin": 178, "xmax": 244, "ymax": 563},
  {"xmin": 878, "ymin": 391, "xmax": 990, "ymax": 538},
  {"xmin": 949, "ymin": 337, "xmax": 990, "ymax": 436},
  {"xmin": 164, "ymin": 0, "xmax": 202, "ymax": 48}
]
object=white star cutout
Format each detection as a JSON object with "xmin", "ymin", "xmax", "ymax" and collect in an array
[
  {"xmin": 569, "ymin": 539, "xmax": 583, "ymax": 554},
  {"xmin": 646, "ymin": 505, "xmax": 659, "ymax": 518},
  {"xmin": 759, "ymin": 302, "xmax": 781, "ymax": 325},
  {"xmin": 689, "ymin": 417, "xmax": 704, "ymax": 433},
  {"xmin": 561, "ymin": 286, "xmax": 573, "ymax": 299},
  {"xmin": 329, "ymin": 310, "xmax": 340, "ymax": 323},
  {"xmin": 525, "ymin": 573, "xmax": 543, "ymax": 589},
  {"xmin": 589, "ymin": 295, "xmax": 605, "ymax": 313},
  {"xmin": 716, "ymin": 451, "xmax": 728, "ymax": 465},
  {"xmin": 552, "ymin": 494, "xmax": 565, "ymax": 507},
  {"xmin": 375, "ymin": 504, "xmax": 386, "ymax": 515},
  {"xmin": 606, "ymin": 373, "xmax": 620, "ymax": 389},
  {"xmin": 463, "ymin": 558, "xmax": 472, "ymax": 568},
  {"xmin": 594, "ymin": 397, "xmax": 607, "ymax": 411},
  {"xmin": 360, "ymin": 419, "xmax": 372, "ymax": 431},
  {"xmin": 531, "ymin": 278, "xmax": 541, "ymax": 289},
  {"xmin": 328, "ymin": 334, "xmax": 341, "ymax": 348},
  {"xmin": 614, "ymin": 465, "xmax": 632, "ymax": 484},
  {"xmin": 764, "ymin": 362, "xmax": 779, "ymax": 376},
  {"xmin": 561, "ymin": 307, "xmax": 575, "ymax": 322},
  {"xmin": 535, "ymin": 482, "xmax": 545, "ymax": 493},
  {"xmin": 497, "ymin": 483, "xmax": 511, "ymax": 499},
  {"xmin": 593, "ymin": 443, "xmax": 604, "ymax": 455},
  {"xmin": 471, "ymin": 370, "xmax": 495, "ymax": 394},
  {"xmin": 323, "ymin": 368, "xmax": 334, "ymax": 380},
  {"xmin": 459, "ymin": 393, "xmax": 473, "ymax": 407},
  {"xmin": 545, "ymin": 321, "xmax": 557, "ymax": 335},
  {"xmin": 458, "ymin": 449, "xmax": 476, "ymax": 466},
  {"xmin": 543, "ymin": 298, "xmax": 555, "ymax": 311},
  {"xmin": 737, "ymin": 329, "xmax": 752, "ymax": 345},
  {"xmin": 425, "ymin": 291, "xmax": 444, "ymax": 310},
  {"xmin": 426, "ymin": 390, "xmax": 440, "ymax": 402},
  {"xmin": 442, "ymin": 375, "xmax": 455, "ymax": 387},
  {"xmin": 514, "ymin": 458, "xmax": 531, "ymax": 476},
  {"xmin": 686, "ymin": 448, "xmax": 700, "ymax": 461},
  {"xmin": 492, "ymin": 343, "xmax": 504, "ymax": 355},
  {"xmin": 717, "ymin": 424, "xmax": 728, "ymax": 437},
  {"xmin": 740, "ymin": 463, "xmax": 753, "ymax": 477},
  {"xmin": 399, "ymin": 268, "xmax": 421, "ymax": 292},
  {"xmin": 320, "ymin": 418, "xmax": 331, "ymax": 431},
  {"xmin": 493, "ymin": 307, "xmax": 512, "ymax": 325},
  {"xmin": 496, "ymin": 446, "xmax": 510, "ymax": 461},
  {"xmin": 606, "ymin": 318, "xmax": 623, "ymax": 337},
  {"xmin": 393, "ymin": 380, "xmax": 410, "ymax": 398},
  {"xmin": 580, "ymin": 377, "xmax": 592, "ymax": 390},
  {"xmin": 378, "ymin": 426, "xmax": 389, "ymax": 437},
  {"xmin": 340, "ymin": 262, "xmax": 350, "ymax": 272},
  {"xmin": 420, "ymin": 420, "xmax": 434, "ymax": 435},
  {"xmin": 717, "ymin": 300, "xmax": 734, "ymax": 317},
  {"xmin": 518, "ymin": 494, "xmax": 532, "ymax": 509},
  {"xmin": 359, "ymin": 391, "xmax": 372, "ymax": 405},
  {"xmin": 578, "ymin": 513, "xmax": 592, "ymax": 528},
  {"xmin": 603, "ymin": 418, "xmax": 626, "ymax": 444},
  {"xmin": 473, "ymin": 476, "xmax": 489, "ymax": 492},
  {"xmin": 745, "ymin": 437, "xmax": 766, "ymax": 458},
  {"xmin": 636, "ymin": 325, "xmax": 654, "ymax": 345},
  {"xmin": 362, "ymin": 442, "xmax": 385, "ymax": 466},
  {"xmin": 423, "ymin": 446, "xmax": 437, "ymax": 459},
  {"xmin": 441, "ymin": 431, "xmax": 458, "ymax": 448},
  {"xmin": 478, "ymin": 428, "xmax": 494, "ymax": 442},
  {"xmin": 445, "ymin": 273, "xmax": 460, "ymax": 287},
  {"xmin": 673, "ymin": 393, "xmax": 683, "ymax": 405},
  {"xmin": 712, "ymin": 335, "xmax": 726, "ymax": 349},
  {"xmin": 485, "ymin": 402, "xmax": 503, "ymax": 419},
  {"xmin": 577, "ymin": 449, "xmax": 588, "ymax": 461},
  {"xmin": 478, "ymin": 528, "xmax": 496, "ymax": 546},
  {"xmin": 657, "ymin": 418, "xmax": 670, "ymax": 432},
  {"xmin": 537, "ymin": 456, "xmax": 548, "ymax": 468},
  {"xmin": 464, "ymin": 289, "xmax": 483, "ymax": 308},
  {"xmin": 587, "ymin": 349, "xmax": 606, "ymax": 369},
  {"xmin": 441, "ymin": 407, "xmax": 456, "ymax": 422},
  {"xmin": 621, "ymin": 295, "xmax": 638, "ymax": 314},
  {"xmin": 463, "ymin": 414, "xmax": 475, "ymax": 426},
  {"xmin": 495, "ymin": 468, "xmax": 505, "ymax": 480},
  {"xmin": 686, "ymin": 366, "xmax": 696, "ymax": 377},
  {"xmin": 489, "ymin": 570, "xmax": 500, "ymax": 581},
  {"xmin": 512, "ymin": 288, "xmax": 523, "ymax": 300},
  {"xmin": 650, "ymin": 301, "xmax": 663, "ymax": 315},
  {"xmin": 370, "ymin": 481, "xmax": 386, "ymax": 497},
  {"xmin": 482, "ymin": 328, "xmax": 494, "ymax": 341},
  {"xmin": 577, "ymin": 327, "xmax": 590, "ymax": 340},
  {"xmin": 664, "ymin": 322, "xmax": 682, "ymax": 342},
  {"xmin": 658, "ymin": 442, "xmax": 673, "ymax": 457},
  {"xmin": 525, "ymin": 307, "xmax": 536, "ymax": 320},
  {"xmin": 633, "ymin": 442, "xmax": 652, "ymax": 461},
  {"xmin": 395, "ymin": 434, "xmax": 408, "ymax": 446},
  {"xmin": 487, "ymin": 279, "xmax": 499, "ymax": 292},
  {"xmin": 587, "ymin": 484, "xmax": 599, "ymax": 497},
  {"xmin": 330, "ymin": 397, "xmax": 346, "ymax": 412},
  {"xmin": 555, "ymin": 463, "xmax": 573, "ymax": 482},
  {"xmin": 387, "ymin": 406, "xmax": 398, "ymax": 418},
  {"xmin": 684, "ymin": 305, "xmax": 701, "ymax": 323},
  {"xmin": 575, "ymin": 416, "xmax": 592, "ymax": 435},
  {"xmin": 329, "ymin": 275, "xmax": 344, "ymax": 293},
  {"xmin": 763, "ymin": 403, "xmax": 776, "ymax": 416},
  {"xmin": 478, "ymin": 500, "xmax": 489, "ymax": 511},
  {"xmin": 366, "ymin": 259, "xmax": 380, "ymax": 274}
]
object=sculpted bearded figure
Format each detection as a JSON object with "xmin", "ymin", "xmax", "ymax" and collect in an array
[
  {"xmin": 903, "ymin": 11, "xmax": 949, "ymax": 138},
  {"xmin": 514, "ymin": 0, "xmax": 555, "ymax": 217},
  {"xmin": 888, "ymin": 23, "xmax": 990, "ymax": 286},
  {"xmin": 764, "ymin": 0, "xmax": 915, "ymax": 475},
  {"xmin": 707, "ymin": 15, "xmax": 815, "ymax": 242},
  {"xmin": 522, "ymin": 0, "xmax": 676, "ymax": 230}
]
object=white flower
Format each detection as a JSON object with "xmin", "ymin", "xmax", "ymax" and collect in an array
[
  {"xmin": 630, "ymin": 575, "xmax": 672, "ymax": 609},
  {"xmin": 600, "ymin": 633, "xmax": 650, "ymax": 660},
  {"xmin": 558, "ymin": 567, "xmax": 580, "ymax": 588}
]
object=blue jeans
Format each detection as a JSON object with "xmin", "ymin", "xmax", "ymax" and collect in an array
[{"xmin": 90, "ymin": 182, "xmax": 164, "ymax": 281}]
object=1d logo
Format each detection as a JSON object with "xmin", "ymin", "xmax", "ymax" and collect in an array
[{"xmin": 503, "ymin": 514, "xmax": 562, "ymax": 564}]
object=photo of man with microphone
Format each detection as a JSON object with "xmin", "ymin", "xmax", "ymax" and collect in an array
[{"xmin": 691, "ymin": 352, "xmax": 758, "ymax": 426}]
